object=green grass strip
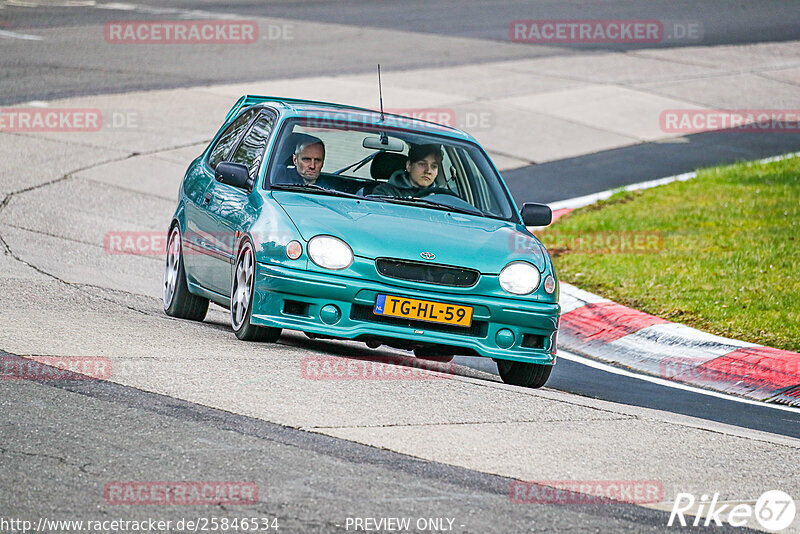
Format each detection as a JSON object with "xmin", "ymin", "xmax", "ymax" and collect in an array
[{"xmin": 542, "ymin": 155, "xmax": 800, "ymax": 352}]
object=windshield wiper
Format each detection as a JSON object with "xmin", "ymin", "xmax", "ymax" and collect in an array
[
  {"xmin": 271, "ymin": 183, "xmax": 363, "ymax": 199},
  {"xmin": 333, "ymin": 153, "xmax": 377, "ymax": 175},
  {"xmin": 368, "ymin": 195, "xmax": 483, "ymax": 216}
]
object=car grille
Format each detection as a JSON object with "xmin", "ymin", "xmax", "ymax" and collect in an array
[
  {"xmin": 350, "ymin": 304, "xmax": 488, "ymax": 337},
  {"xmin": 375, "ymin": 258, "xmax": 479, "ymax": 287}
]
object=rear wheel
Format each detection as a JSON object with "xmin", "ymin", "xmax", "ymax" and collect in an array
[
  {"xmin": 496, "ymin": 359, "xmax": 552, "ymax": 388},
  {"xmin": 231, "ymin": 240, "xmax": 281, "ymax": 342},
  {"xmin": 163, "ymin": 225, "xmax": 209, "ymax": 321}
]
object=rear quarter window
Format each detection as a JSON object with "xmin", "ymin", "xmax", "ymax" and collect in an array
[
  {"xmin": 207, "ymin": 108, "xmax": 257, "ymax": 170},
  {"xmin": 230, "ymin": 114, "xmax": 276, "ymax": 179}
]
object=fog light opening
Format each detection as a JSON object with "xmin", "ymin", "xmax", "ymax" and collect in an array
[
  {"xmin": 495, "ymin": 328, "xmax": 515, "ymax": 349},
  {"xmin": 319, "ymin": 304, "xmax": 341, "ymax": 325}
]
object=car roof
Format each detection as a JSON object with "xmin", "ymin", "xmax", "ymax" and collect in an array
[{"xmin": 224, "ymin": 94, "xmax": 475, "ymax": 142}]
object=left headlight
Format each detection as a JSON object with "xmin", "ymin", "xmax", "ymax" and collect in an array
[
  {"xmin": 308, "ymin": 235, "xmax": 353, "ymax": 270},
  {"xmin": 499, "ymin": 261, "xmax": 541, "ymax": 295}
]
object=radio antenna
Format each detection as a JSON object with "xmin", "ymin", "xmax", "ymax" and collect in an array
[{"xmin": 377, "ymin": 64, "xmax": 384, "ymax": 122}]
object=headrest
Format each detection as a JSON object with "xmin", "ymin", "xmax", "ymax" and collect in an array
[{"xmin": 370, "ymin": 152, "xmax": 407, "ymax": 180}]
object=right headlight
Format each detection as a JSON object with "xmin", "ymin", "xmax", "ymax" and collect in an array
[{"xmin": 499, "ymin": 261, "xmax": 541, "ymax": 295}]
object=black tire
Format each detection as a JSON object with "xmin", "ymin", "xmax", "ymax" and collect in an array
[
  {"xmin": 164, "ymin": 225, "xmax": 209, "ymax": 321},
  {"xmin": 231, "ymin": 239, "xmax": 282, "ymax": 342},
  {"xmin": 414, "ymin": 347, "xmax": 454, "ymax": 363},
  {"xmin": 496, "ymin": 359, "xmax": 552, "ymax": 388}
]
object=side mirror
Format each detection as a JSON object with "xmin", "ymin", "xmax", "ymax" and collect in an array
[
  {"xmin": 215, "ymin": 162, "xmax": 250, "ymax": 189},
  {"xmin": 521, "ymin": 203, "xmax": 552, "ymax": 226}
]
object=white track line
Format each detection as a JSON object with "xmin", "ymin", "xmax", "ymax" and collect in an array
[
  {"xmin": 0, "ymin": 29, "xmax": 43, "ymax": 40},
  {"xmin": 558, "ymin": 349, "xmax": 800, "ymax": 414},
  {"xmin": 94, "ymin": 2, "xmax": 241, "ymax": 19}
]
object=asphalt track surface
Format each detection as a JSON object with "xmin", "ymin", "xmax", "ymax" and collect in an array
[
  {"xmin": 4, "ymin": 0, "xmax": 800, "ymax": 204},
  {"xmin": 3, "ymin": 0, "xmax": 800, "ymax": 105},
  {"xmin": 454, "ymin": 351, "xmax": 800, "ymax": 440},
  {"xmin": 505, "ymin": 129, "xmax": 800, "ymax": 204},
  {"xmin": 7, "ymin": 350, "xmax": 739, "ymax": 533},
  {"xmin": 548, "ymin": 357, "xmax": 800, "ymax": 440},
  {"xmin": 2, "ymin": 2, "xmax": 800, "ymax": 532}
]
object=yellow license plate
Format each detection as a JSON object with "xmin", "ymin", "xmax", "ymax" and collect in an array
[{"xmin": 373, "ymin": 294, "xmax": 473, "ymax": 327}]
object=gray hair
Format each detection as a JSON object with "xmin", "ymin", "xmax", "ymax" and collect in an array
[{"xmin": 295, "ymin": 139, "xmax": 325, "ymax": 156}]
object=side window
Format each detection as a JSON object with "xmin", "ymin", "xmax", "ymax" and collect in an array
[
  {"xmin": 459, "ymin": 148, "xmax": 505, "ymax": 216},
  {"xmin": 207, "ymin": 108, "xmax": 257, "ymax": 170},
  {"xmin": 230, "ymin": 113, "xmax": 276, "ymax": 179}
]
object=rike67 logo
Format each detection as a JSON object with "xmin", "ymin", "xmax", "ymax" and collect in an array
[{"xmin": 669, "ymin": 490, "xmax": 796, "ymax": 531}]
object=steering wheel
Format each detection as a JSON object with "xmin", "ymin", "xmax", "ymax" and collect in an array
[{"xmin": 415, "ymin": 187, "xmax": 459, "ymax": 198}]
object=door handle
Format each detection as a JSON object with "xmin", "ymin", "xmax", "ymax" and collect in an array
[{"xmin": 203, "ymin": 192, "xmax": 212, "ymax": 204}]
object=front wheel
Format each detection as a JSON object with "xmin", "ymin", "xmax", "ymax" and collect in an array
[
  {"xmin": 496, "ymin": 359, "xmax": 552, "ymax": 388},
  {"xmin": 164, "ymin": 225, "xmax": 209, "ymax": 321},
  {"xmin": 231, "ymin": 240, "xmax": 281, "ymax": 342}
]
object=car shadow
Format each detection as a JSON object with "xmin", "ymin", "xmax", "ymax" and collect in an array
[
  {"xmin": 197, "ymin": 305, "xmax": 502, "ymax": 384},
  {"xmin": 277, "ymin": 330, "xmax": 502, "ymax": 384}
]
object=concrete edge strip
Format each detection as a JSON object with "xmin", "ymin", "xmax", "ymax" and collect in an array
[{"xmin": 548, "ymin": 151, "xmax": 800, "ymax": 406}]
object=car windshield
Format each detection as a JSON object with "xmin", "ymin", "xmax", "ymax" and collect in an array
[{"xmin": 266, "ymin": 117, "xmax": 517, "ymax": 221}]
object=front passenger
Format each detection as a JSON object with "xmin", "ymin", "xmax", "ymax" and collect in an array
[{"xmin": 372, "ymin": 143, "xmax": 442, "ymax": 197}]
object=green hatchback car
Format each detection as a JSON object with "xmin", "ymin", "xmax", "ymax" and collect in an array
[{"xmin": 164, "ymin": 95, "xmax": 560, "ymax": 387}]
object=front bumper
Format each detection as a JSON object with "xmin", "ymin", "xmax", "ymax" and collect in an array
[{"xmin": 250, "ymin": 262, "xmax": 559, "ymax": 364}]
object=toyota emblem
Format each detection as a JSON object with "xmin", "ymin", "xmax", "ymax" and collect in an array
[{"xmin": 420, "ymin": 252, "xmax": 436, "ymax": 260}]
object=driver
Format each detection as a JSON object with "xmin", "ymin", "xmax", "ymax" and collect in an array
[
  {"xmin": 274, "ymin": 137, "xmax": 332, "ymax": 187},
  {"xmin": 373, "ymin": 143, "xmax": 442, "ymax": 197}
]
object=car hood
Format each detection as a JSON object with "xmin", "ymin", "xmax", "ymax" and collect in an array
[{"xmin": 272, "ymin": 192, "xmax": 547, "ymax": 273}]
